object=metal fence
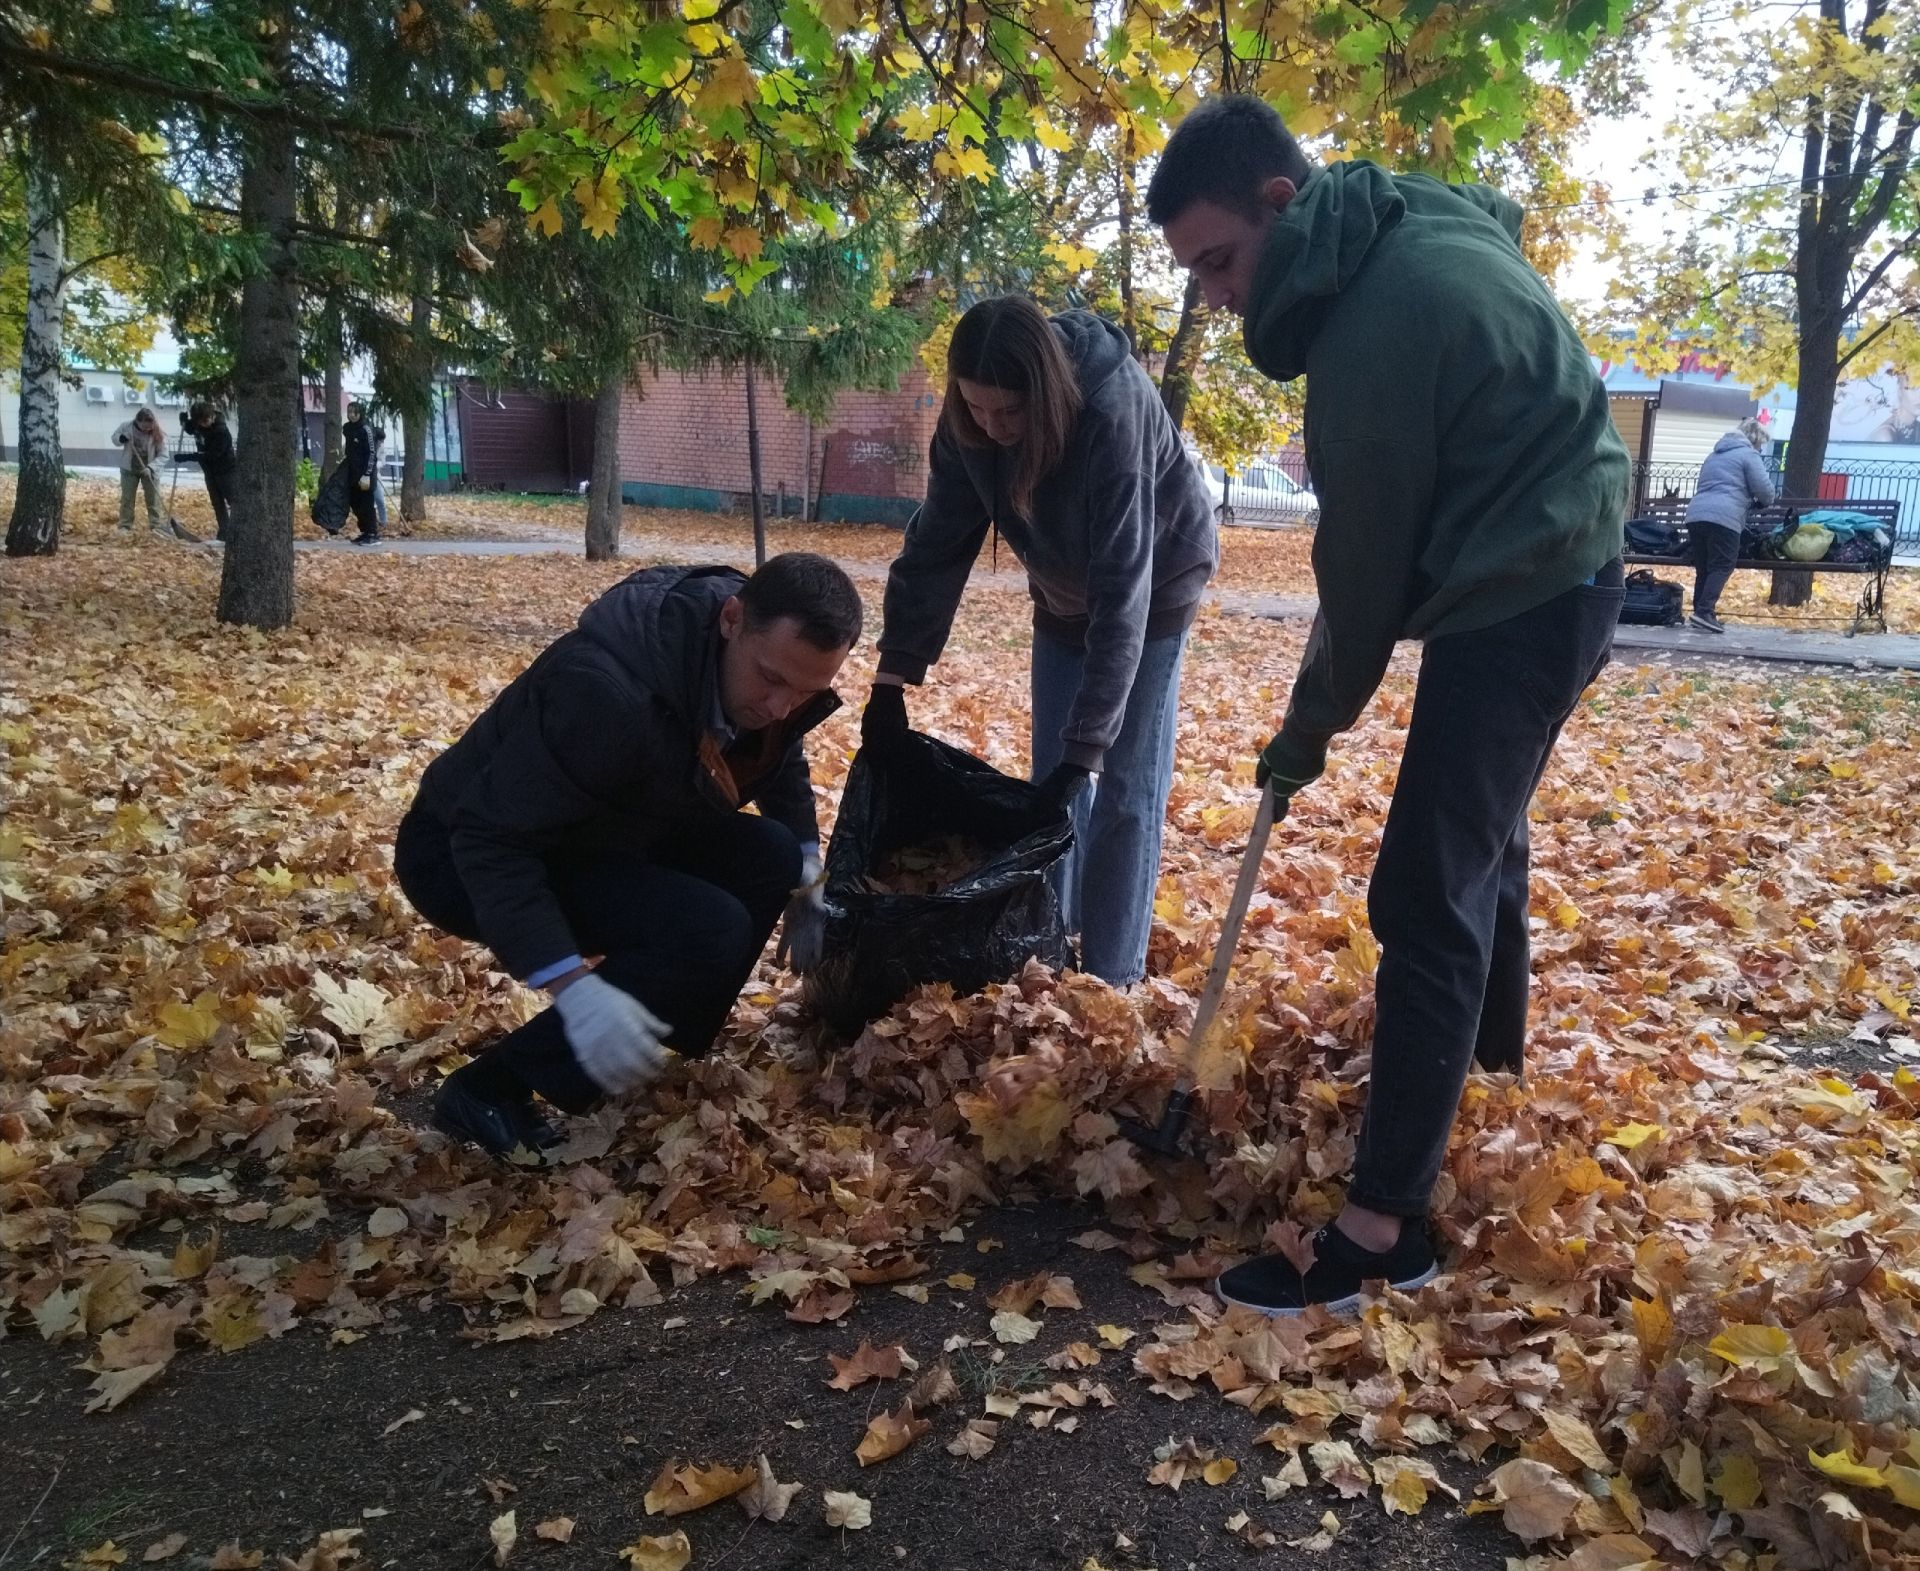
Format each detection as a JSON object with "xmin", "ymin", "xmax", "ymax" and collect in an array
[{"xmin": 1630, "ymin": 457, "xmax": 1920, "ymax": 552}]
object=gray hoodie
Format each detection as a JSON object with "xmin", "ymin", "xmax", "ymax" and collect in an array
[
  {"xmin": 1685, "ymin": 431, "xmax": 1775, "ymax": 533},
  {"xmin": 876, "ymin": 311, "xmax": 1218, "ymax": 772}
]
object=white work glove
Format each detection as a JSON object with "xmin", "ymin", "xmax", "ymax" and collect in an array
[
  {"xmin": 775, "ymin": 851, "xmax": 828, "ymax": 974},
  {"xmin": 357, "ymin": 474, "xmax": 372, "ymax": 491},
  {"xmin": 552, "ymin": 974, "xmax": 672, "ymax": 1095}
]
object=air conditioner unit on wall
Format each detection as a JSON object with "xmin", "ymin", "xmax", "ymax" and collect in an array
[
  {"xmin": 124, "ymin": 386, "xmax": 146, "ymax": 403},
  {"xmin": 152, "ymin": 390, "xmax": 184, "ymax": 407},
  {"xmin": 84, "ymin": 385, "xmax": 111, "ymax": 404}
]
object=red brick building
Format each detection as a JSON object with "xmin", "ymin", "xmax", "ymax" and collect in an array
[{"xmin": 618, "ymin": 363, "xmax": 942, "ymax": 525}]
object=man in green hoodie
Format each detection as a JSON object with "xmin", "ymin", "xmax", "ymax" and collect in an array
[{"xmin": 1149, "ymin": 96, "xmax": 1628, "ymax": 1315}]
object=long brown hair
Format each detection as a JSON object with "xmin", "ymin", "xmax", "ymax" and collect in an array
[{"xmin": 943, "ymin": 296, "xmax": 1082, "ymax": 521}]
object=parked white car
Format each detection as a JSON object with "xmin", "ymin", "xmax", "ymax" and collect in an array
[{"xmin": 1190, "ymin": 451, "xmax": 1317, "ymax": 526}]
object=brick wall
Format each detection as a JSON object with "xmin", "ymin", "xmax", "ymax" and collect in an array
[{"xmin": 619, "ymin": 362, "xmax": 942, "ymax": 525}]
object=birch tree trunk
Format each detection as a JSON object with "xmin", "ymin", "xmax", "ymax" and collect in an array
[{"xmin": 5, "ymin": 148, "xmax": 67, "ymax": 559}]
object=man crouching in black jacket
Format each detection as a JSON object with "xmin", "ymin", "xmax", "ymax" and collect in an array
[{"xmin": 394, "ymin": 553, "xmax": 862, "ymax": 1156}]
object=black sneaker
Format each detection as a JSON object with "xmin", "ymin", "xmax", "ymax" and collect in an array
[
  {"xmin": 1687, "ymin": 611, "xmax": 1726, "ymax": 634},
  {"xmin": 432, "ymin": 1070, "xmax": 550, "ymax": 1159},
  {"xmin": 1215, "ymin": 1223, "xmax": 1439, "ymax": 1317},
  {"xmin": 352, "ymin": 531, "xmax": 382, "ymax": 546}
]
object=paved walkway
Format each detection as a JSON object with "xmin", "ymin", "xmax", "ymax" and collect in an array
[{"xmin": 291, "ymin": 533, "xmax": 1920, "ymax": 673}]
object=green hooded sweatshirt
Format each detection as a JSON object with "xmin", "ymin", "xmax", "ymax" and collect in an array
[{"xmin": 1245, "ymin": 160, "xmax": 1628, "ymax": 782}]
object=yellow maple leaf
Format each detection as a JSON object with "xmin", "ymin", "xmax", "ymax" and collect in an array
[
  {"xmin": 1711, "ymin": 1451, "xmax": 1763, "ymax": 1510},
  {"xmin": 529, "ymin": 198, "xmax": 563, "ymax": 238},
  {"xmin": 1808, "ymin": 1446, "xmax": 1889, "ymax": 1491},
  {"xmin": 957, "ymin": 1081, "xmax": 1070, "ymax": 1167},
  {"xmin": 1708, "ymin": 1323, "xmax": 1792, "ymax": 1371},
  {"xmin": 695, "ymin": 54, "xmax": 756, "ymax": 115},
  {"xmin": 154, "ymin": 991, "xmax": 222, "ymax": 1050},
  {"xmin": 854, "ymin": 1402, "xmax": 929, "ymax": 1466},
  {"xmin": 688, "ymin": 214, "xmax": 725, "ymax": 250},
  {"xmin": 1202, "ymin": 1458, "xmax": 1238, "ymax": 1486},
  {"xmin": 1604, "ymin": 1122, "xmax": 1662, "ymax": 1150}
]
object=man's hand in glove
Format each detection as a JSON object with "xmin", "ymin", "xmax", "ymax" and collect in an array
[
  {"xmin": 1254, "ymin": 736, "xmax": 1322, "ymax": 820},
  {"xmin": 861, "ymin": 681, "xmax": 909, "ymax": 749},
  {"xmin": 1037, "ymin": 762, "xmax": 1093, "ymax": 811},
  {"xmin": 775, "ymin": 849, "xmax": 828, "ymax": 974},
  {"xmin": 551, "ymin": 974, "xmax": 671, "ymax": 1095}
]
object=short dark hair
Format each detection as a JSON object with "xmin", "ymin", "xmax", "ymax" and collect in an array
[
  {"xmin": 1146, "ymin": 95, "xmax": 1314, "ymax": 226},
  {"xmin": 739, "ymin": 552, "xmax": 863, "ymax": 650}
]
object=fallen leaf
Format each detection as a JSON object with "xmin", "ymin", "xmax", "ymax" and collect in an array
[
  {"xmin": 1202, "ymin": 1458, "xmax": 1239, "ymax": 1486},
  {"xmin": 822, "ymin": 1490, "xmax": 872, "ymax": 1530},
  {"xmin": 855, "ymin": 1402, "xmax": 930, "ymax": 1466},
  {"xmin": 618, "ymin": 1532, "xmax": 690, "ymax": 1571},
  {"xmin": 1487, "ymin": 1458, "xmax": 1583, "ymax": 1542},
  {"xmin": 990, "ymin": 1310, "xmax": 1041, "ymax": 1345},
  {"xmin": 905, "ymin": 1359, "xmax": 959, "ymax": 1409},
  {"xmin": 948, "ymin": 1418, "xmax": 1000, "ymax": 1459},
  {"xmin": 1288, "ymin": 1510, "xmax": 1342, "ymax": 1552},
  {"xmin": 489, "ymin": 1510, "xmax": 516, "ymax": 1565},
  {"xmin": 737, "ymin": 1455, "xmax": 802, "ymax": 1522},
  {"xmin": 382, "ymin": 1408, "xmax": 425, "ymax": 1436},
  {"xmin": 142, "ymin": 1537, "xmax": 188, "ymax": 1564},
  {"xmin": 532, "ymin": 1519, "xmax": 574, "ymax": 1544},
  {"xmin": 826, "ymin": 1340, "xmax": 908, "ymax": 1390},
  {"xmin": 643, "ymin": 1459, "xmax": 755, "ymax": 1516}
]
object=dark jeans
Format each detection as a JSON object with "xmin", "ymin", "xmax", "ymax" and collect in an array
[
  {"xmin": 393, "ymin": 810, "xmax": 799, "ymax": 1113},
  {"xmin": 1348, "ymin": 561, "xmax": 1623, "ymax": 1217},
  {"xmin": 204, "ymin": 470, "xmax": 234, "ymax": 541},
  {"xmin": 1691, "ymin": 523, "xmax": 1739, "ymax": 616}
]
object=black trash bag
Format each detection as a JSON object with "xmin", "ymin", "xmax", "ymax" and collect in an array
[
  {"xmin": 309, "ymin": 463, "xmax": 388, "ymax": 534},
  {"xmin": 1625, "ymin": 515, "xmax": 1687, "ymax": 557},
  {"xmin": 804, "ymin": 730, "xmax": 1075, "ymax": 1034}
]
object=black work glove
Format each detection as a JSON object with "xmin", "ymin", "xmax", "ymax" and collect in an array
[
  {"xmin": 1254, "ymin": 734, "xmax": 1322, "ymax": 819},
  {"xmin": 861, "ymin": 683, "xmax": 909, "ymax": 749},
  {"xmin": 1037, "ymin": 762, "xmax": 1092, "ymax": 812}
]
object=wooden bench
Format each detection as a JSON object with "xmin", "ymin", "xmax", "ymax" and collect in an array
[{"xmin": 1623, "ymin": 496, "xmax": 1898, "ymax": 634}]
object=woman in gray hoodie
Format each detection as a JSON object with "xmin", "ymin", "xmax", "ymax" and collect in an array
[
  {"xmin": 861, "ymin": 297, "xmax": 1219, "ymax": 986},
  {"xmin": 1684, "ymin": 418, "xmax": 1774, "ymax": 632}
]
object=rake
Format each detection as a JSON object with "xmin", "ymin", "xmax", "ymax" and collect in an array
[{"xmin": 1119, "ymin": 780, "xmax": 1277, "ymax": 1159}]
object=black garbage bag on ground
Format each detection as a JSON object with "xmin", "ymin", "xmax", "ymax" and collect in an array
[{"xmin": 804, "ymin": 730, "xmax": 1075, "ymax": 1034}]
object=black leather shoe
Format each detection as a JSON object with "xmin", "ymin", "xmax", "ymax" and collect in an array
[
  {"xmin": 511, "ymin": 1099, "xmax": 565, "ymax": 1152},
  {"xmin": 433, "ymin": 1072, "xmax": 539, "ymax": 1158}
]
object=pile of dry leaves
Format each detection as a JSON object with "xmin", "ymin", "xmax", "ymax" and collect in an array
[{"xmin": 3, "ymin": 540, "xmax": 1918, "ymax": 1569}]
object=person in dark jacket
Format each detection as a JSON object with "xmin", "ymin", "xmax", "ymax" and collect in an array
[
  {"xmin": 1151, "ymin": 96, "xmax": 1628, "ymax": 1315},
  {"xmin": 863, "ymin": 297, "xmax": 1219, "ymax": 987},
  {"xmin": 394, "ymin": 554, "xmax": 862, "ymax": 1157},
  {"xmin": 342, "ymin": 401, "xmax": 381, "ymax": 544},
  {"xmin": 176, "ymin": 403, "xmax": 237, "ymax": 541},
  {"xmin": 1683, "ymin": 420, "xmax": 1775, "ymax": 633}
]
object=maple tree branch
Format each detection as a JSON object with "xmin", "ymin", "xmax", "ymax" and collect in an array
[
  {"xmin": 1842, "ymin": 224, "xmax": 1920, "ymax": 319},
  {"xmin": 1836, "ymin": 303, "xmax": 1920, "ymax": 371},
  {"xmin": 1848, "ymin": 107, "xmax": 1916, "ymax": 251}
]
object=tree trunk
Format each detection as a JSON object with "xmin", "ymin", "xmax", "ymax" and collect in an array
[
  {"xmin": 1157, "ymin": 275, "xmax": 1204, "ymax": 430},
  {"xmin": 219, "ymin": 88, "xmax": 299, "ymax": 630},
  {"xmin": 1773, "ymin": 328, "xmax": 1842, "ymax": 605},
  {"xmin": 744, "ymin": 356, "xmax": 766, "ymax": 568},
  {"xmin": 5, "ymin": 149, "xmax": 66, "ymax": 558},
  {"xmin": 321, "ymin": 298, "xmax": 345, "ymax": 481},
  {"xmin": 585, "ymin": 372, "xmax": 623, "ymax": 561},
  {"xmin": 1117, "ymin": 129, "xmax": 1139, "ymax": 356},
  {"xmin": 401, "ymin": 290, "xmax": 431, "ymax": 522}
]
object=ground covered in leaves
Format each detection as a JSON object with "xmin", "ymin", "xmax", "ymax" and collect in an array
[{"xmin": 4, "ymin": 525, "xmax": 1920, "ymax": 1571}]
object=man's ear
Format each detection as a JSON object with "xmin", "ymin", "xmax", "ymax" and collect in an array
[
  {"xmin": 1262, "ymin": 175, "xmax": 1298, "ymax": 213},
  {"xmin": 718, "ymin": 595, "xmax": 744, "ymax": 641}
]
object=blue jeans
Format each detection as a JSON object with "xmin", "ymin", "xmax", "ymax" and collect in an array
[{"xmin": 1031, "ymin": 626, "xmax": 1188, "ymax": 985}]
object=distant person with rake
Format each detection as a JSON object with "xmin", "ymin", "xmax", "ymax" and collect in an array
[
  {"xmin": 395, "ymin": 554, "xmax": 861, "ymax": 1157},
  {"xmin": 1150, "ymin": 96, "xmax": 1629, "ymax": 1314},
  {"xmin": 863, "ymin": 296, "xmax": 1219, "ymax": 988},
  {"xmin": 112, "ymin": 407, "xmax": 170, "ymax": 536}
]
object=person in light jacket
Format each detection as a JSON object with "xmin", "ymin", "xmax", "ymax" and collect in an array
[
  {"xmin": 112, "ymin": 408, "xmax": 167, "ymax": 533},
  {"xmin": 1683, "ymin": 419, "xmax": 1774, "ymax": 633},
  {"xmin": 862, "ymin": 297, "xmax": 1219, "ymax": 987}
]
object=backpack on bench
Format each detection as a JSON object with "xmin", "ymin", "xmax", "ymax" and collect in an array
[{"xmin": 1619, "ymin": 569, "xmax": 1683, "ymax": 627}]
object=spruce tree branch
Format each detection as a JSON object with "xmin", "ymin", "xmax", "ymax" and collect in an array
[{"xmin": 0, "ymin": 40, "xmax": 487, "ymax": 146}]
